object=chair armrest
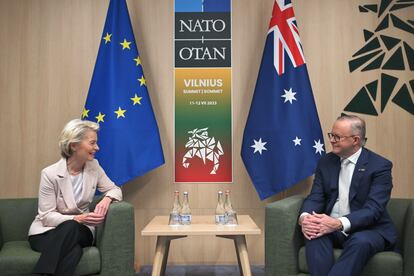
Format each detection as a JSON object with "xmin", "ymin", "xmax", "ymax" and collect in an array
[
  {"xmin": 403, "ymin": 200, "xmax": 414, "ymax": 276},
  {"xmin": 96, "ymin": 201, "xmax": 135, "ymax": 276},
  {"xmin": 265, "ymin": 195, "xmax": 304, "ymax": 276},
  {"xmin": 0, "ymin": 217, "xmax": 3, "ymax": 250}
]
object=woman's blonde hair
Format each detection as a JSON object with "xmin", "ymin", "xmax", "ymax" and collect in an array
[{"xmin": 58, "ymin": 119, "xmax": 99, "ymax": 158}]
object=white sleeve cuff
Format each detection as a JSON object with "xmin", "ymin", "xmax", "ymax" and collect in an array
[
  {"xmin": 299, "ymin": 212, "xmax": 310, "ymax": 225},
  {"xmin": 338, "ymin": 217, "xmax": 351, "ymax": 235}
]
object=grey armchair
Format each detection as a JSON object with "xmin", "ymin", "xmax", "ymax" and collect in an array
[
  {"xmin": 0, "ymin": 197, "xmax": 135, "ymax": 276},
  {"xmin": 265, "ymin": 195, "xmax": 414, "ymax": 276}
]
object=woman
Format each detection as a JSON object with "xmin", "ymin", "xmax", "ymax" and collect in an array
[{"xmin": 28, "ymin": 119, "xmax": 122, "ymax": 276}]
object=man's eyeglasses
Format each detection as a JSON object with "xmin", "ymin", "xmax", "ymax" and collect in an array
[{"xmin": 327, "ymin": 132, "xmax": 356, "ymax": 142}]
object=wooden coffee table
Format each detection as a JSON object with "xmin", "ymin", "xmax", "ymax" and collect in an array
[{"xmin": 141, "ymin": 215, "xmax": 261, "ymax": 276}]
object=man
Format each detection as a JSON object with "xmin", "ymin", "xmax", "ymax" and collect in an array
[{"xmin": 299, "ymin": 114, "xmax": 397, "ymax": 276}]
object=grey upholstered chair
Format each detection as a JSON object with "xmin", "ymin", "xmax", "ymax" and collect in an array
[
  {"xmin": 0, "ymin": 197, "xmax": 135, "ymax": 276},
  {"xmin": 265, "ymin": 195, "xmax": 414, "ymax": 276}
]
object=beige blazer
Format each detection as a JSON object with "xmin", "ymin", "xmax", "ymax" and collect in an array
[{"xmin": 28, "ymin": 158, "xmax": 122, "ymax": 236}]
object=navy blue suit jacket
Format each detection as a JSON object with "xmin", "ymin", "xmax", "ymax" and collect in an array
[{"xmin": 301, "ymin": 147, "xmax": 397, "ymax": 244}]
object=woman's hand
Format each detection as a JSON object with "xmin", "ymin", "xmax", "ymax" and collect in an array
[
  {"xmin": 74, "ymin": 212, "xmax": 105, "ymax": 226},
  {"xmin": 94, "ymin": 196, "xmax": 112, "ymax": 216}
]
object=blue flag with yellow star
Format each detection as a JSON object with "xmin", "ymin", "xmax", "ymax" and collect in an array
[
  {"xmin": 83, "ymin": 0, "xmax": 164, "ymax": 185},
  {"xmin": 241, "ymin": 0, "xmax": 324, "ymax": 200}
]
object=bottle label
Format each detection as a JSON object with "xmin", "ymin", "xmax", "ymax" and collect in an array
[
  {"xmin": 225, "ymin": 213, "xmax": 238, "ymax": 225},
  {"xmin": 215, "ymin": 214, "xmax": 227, "ymax": 224},
  {"xmin": 180, "ymin": 214, "xmax": 192, "ymax": 223},
  {"xmin": 169, "ymin": 214, "xmax": 181, "ymax": 225}
]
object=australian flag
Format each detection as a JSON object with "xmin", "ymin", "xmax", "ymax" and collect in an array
[
  {"xmin": 82, "ymin": 0, "xmax": 164, "ymax": 185},
  {"xmin": 241, "ymin": 0, "xmax": 324, "ymax": 200}
]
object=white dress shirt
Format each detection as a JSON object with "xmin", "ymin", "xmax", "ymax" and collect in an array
[
  {"xmin": 69, "ymin": 171, "xmax": 84, "ymax": 204},
  {"xmin": 330, "ymin": 147, "xmax": 362, "ymax": 234},
  {"xmin": 300, "ymin": 148, "xmax": 362, "ymax": 235}
]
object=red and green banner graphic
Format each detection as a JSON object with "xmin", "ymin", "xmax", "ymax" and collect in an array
[{"xmin": 174, "ymin": 0, "xmax": 232, "ymax": 182}]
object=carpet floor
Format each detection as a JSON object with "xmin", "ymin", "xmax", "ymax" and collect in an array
[{"xmin": 136, "ymin": 265, "xmax": 265, "ymax": 276}]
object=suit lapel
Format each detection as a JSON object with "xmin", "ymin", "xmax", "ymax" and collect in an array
[
  {"xmin": 56, "ymin": 159, "xmax": 78, "ymax": 210},
  {"xmin": 349, "ymin": 148, "xmax": 369, "ymax": 202}
]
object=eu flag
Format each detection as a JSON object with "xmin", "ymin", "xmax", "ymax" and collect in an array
[
  {"xmin": 241, "ymin": 0, "xmax": 324, "ymax": 200},
  {"xmin": 82, "ymin": 0, "xmax": 164, "ymax": 185}
]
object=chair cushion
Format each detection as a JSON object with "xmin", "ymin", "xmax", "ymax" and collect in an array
[
  {"xmin": 75, "ymin": 245, "xmax": 101, "ymax": 275},
  {"xmin": 0, "ymin": 240, "xmax": 101, "ymax": 276},
  {"xmin": 298, "ymin": 246, "xmax": 403, "ymax": 276}
]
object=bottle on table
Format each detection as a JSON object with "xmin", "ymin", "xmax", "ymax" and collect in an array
[
  {"xmin": 215, "ymin": 191, "xmax": 226, "ymax": 225},
  {"xmin": 180, "ymin": 191, "xmax": 192, "ymax": 225},
  {"xmin": 224, "ymin": 190, "xmax": 238, "ymax": 225},
  {"xmin": 169, "ymin": 191, "xmax": 182, "ymax": 225}
]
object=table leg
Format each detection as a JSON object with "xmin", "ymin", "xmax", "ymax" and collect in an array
[
  {"xmin": 152, "ymin": 236, "xmax": 168, "ymax": 276},
  {"xmin": 233, "ymin": 239, "xmax": 243, "ymax": 276},
  {"xmin": 134, "ymin": 260, "xmax": 141, "ymax": 275},
  {"xmin": 160, "ymin": 239, "xmax": 170, "ymax": 276},
  {"xmin": 234, "ymin": 235, "xmax": 251, "ymax": 276},
  {"xmin": 152, "ymin": 236, "xmax": 187, "ymax": 276},
  {"xmin": 217, "ymin": 235, "xmax": 251, "ymax": 276}
]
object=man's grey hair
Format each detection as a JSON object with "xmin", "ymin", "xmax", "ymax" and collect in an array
[
  {"xmin": 337, "ymin": 114, "xmax": 367, "ymax": 146},
  {"xmin": 59, "ymin": 119, "xmax": 99, "ymax": 158}
]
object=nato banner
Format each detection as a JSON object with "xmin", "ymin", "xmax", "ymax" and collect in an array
[
  {"xmin": 241, "ymin": 0, "xmax": 325, "ymax": 200},
  {"xmin": 174, "ymin": 0, "xmax": 232, "ymax": 183}
]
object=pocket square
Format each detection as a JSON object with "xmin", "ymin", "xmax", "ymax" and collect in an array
[{"xmin": 358, "ymin": 168, "xmax": 366, "ymax": 172}]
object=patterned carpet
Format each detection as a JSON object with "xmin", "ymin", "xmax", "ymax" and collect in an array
[{"xmin": 136, "ymin": 265, "xmax": 265, "ymax": 276}]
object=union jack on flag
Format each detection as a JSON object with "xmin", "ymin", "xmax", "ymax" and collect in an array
[
  {"xmin": 241, "ymin": 0, "xmax": 324, "ymax": 200},
  {"xmin": 268, "ymin": 0, "xmax": 305, "ymax": 75}
]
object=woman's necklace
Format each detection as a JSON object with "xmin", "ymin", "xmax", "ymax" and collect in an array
[{"xmin": 69, "ymin": 169, "xmax": 82, "ymax": 176}]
